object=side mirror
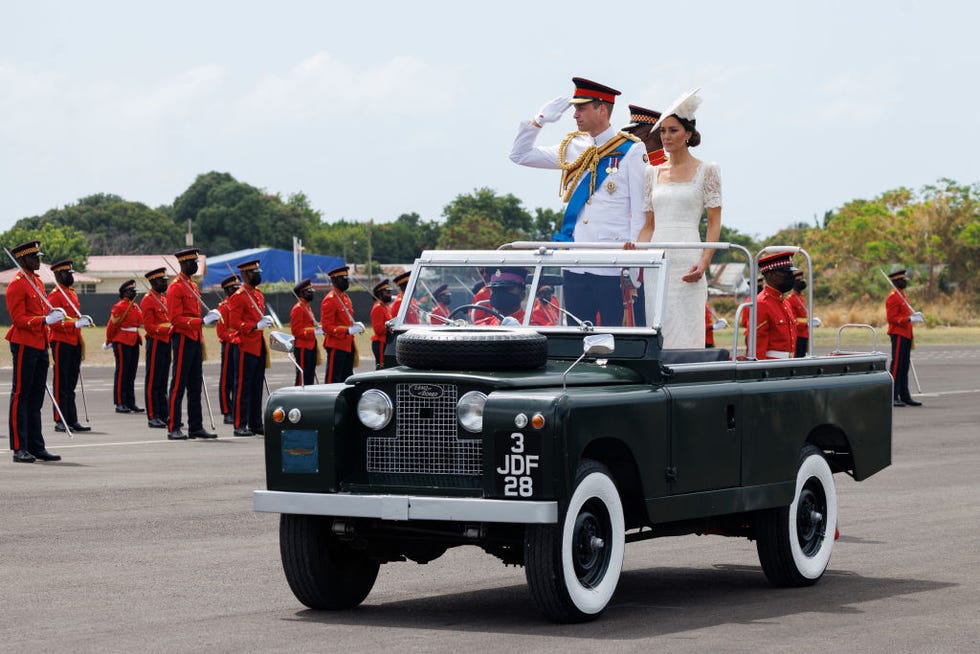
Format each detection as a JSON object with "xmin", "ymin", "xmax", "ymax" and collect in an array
[
  {"xmin": 583, "ymin": 333, "xmax": 615, "ymax": 356},
  {"xmin": 268, "ymin": 331, "xmax": 295, "ymax": 353}
]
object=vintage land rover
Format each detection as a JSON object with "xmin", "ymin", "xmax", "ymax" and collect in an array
[{"xmin": 253, "ymin": 242, "xmax": 892, "ymax": 623}]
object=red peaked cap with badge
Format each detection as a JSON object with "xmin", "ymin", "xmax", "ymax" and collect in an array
[
  {"xmin": 758, "ymin": 252, "xmax": 795, "ymax": 274},
  {"xmin": 488, "ymin": 267, "xmax": 529, "ymax": 288},
  {"xmin": 569, "ymin": 77, "xmax": 621, "ymax": 105}
]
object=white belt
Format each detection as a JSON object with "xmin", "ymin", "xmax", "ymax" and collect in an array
[
  {"xmin": 121, "ymin": 327, "xmax": 139, "ymax": 332},
  {"xmin": 766, "ymin": 350, "xmax": 791, "ymax": 359}
]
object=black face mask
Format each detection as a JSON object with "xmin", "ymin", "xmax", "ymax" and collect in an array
[
  {"xmin": 379, "ymin": 291, "xmax": 392, "ymax": 304},
  {"xmin": 249, "ymin": 271, "xmax": 262, "ymax": 286},
  {"xmin": 182, "ymin": 261, "xmax": 198, "ymax": 276},
  {"xmin": 437, "ymin": 293, "xmax": 452, "ymax": 305},
  {"xmin": 793, "ymin": 279, "xmax": 807, "ymax": 292},
  {"xmin": 302, "ymin": 290, "xmax": 314, "ymax": 302},
  {"xmin": 333, "ymin": 277, "xmax": 350, "ymax": 292},
  {"xmin": 894, "ymin": 278, "xmax": 908, "ymax": 290},
  {"xmin": 58, "ymin": 272, "xmax": 74, "ymax": 287},
  {"xmin": 775, "ymin": 277, "xmax": 795, "ymax": 293},
  {"xmin": 490, "ymin": 287, "xmax": 522, "ymax": 315}
]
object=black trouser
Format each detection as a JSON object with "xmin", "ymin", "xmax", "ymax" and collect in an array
[
  {"xmin": 294, "ymin": 345, "xmax": 317, "ymax": 386},
  {"xmin": 236, "ymin": 345, "xmax": 266, "ymax": 431},
  {"xmin": 144, "ymin": 337, "xmax": 171, "ymax": 423},
  {"xmin": 168, "ymin": 334, "xmax": 203, "ymax": 433},
  {"xmin": 889, "ymin": 334, "xmax": 913, "ymax": 401},
  {"xmin": 112, "ymin": 342, "xmax": 140, "ymax": 409},
  {"xmin": 51, "ymin": 341, "xmax": 81, "ymax": 425},
  {"xmin": 795, "ymin": 336, "xmax": 809, "ymax": 358},
  {"xmin": 562, "ymin": 271, "xmax": 624, "ymax": 327},
  {"xmin": 371, "ymin": 341, "xmax": 383, "ymax": 370},
  {"xmin": 325, "ymin": 347, "xmax": 354, "ymax": 383},
  {"xmin": 9, "ymin": 343, "xmax": 48, "ymax": 454},
  {"xmin": 220, "ymin": 342, "xmax": 238, "ymax": 417}
]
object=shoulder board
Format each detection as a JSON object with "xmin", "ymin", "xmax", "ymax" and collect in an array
[{"xmin": 618, "ymin": 131, "xmax": 642, "ymax": 143}]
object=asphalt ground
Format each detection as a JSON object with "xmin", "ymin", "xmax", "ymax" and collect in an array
[{"xmin": 1, "ymin": 345, "xmax": 978, "ymax": 653}]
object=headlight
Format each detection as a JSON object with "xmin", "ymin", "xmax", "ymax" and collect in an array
[
  {"xmin": 357, "ymin": 389, "xmax": 393, "ymax": 430},
  {"xmin": 457, "ymin": 391, "xmax": 488, "ymax": 433}
]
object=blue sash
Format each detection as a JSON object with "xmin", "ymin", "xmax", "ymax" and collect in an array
[{"xmin": 553, "ymin": 139, "xmax": 636, "ymax": 242}]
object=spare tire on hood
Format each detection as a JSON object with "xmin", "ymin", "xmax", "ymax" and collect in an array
[{"xmin": 395, "ymin": 329, "xmax": 548, "ymax": 371}]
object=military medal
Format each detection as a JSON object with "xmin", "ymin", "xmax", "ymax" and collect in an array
[
  {"xmin": 605, "ymin": 156, "xmax": 620, "ymax": 175},
  {"xmin": 606, "ymin": 180, "xmax": 617, "ymax": 194}
]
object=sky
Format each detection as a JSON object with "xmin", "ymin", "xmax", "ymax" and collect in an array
[{"xmin": 2, "ymin": 0, "xmax": 979, "ymax": 241}]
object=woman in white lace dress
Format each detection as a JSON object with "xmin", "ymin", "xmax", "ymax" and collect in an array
[{"xmin": 635, "ymin": 89, "xmax": 722, "ymax": 349}]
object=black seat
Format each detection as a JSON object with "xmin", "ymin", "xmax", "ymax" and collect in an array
[{"xmin": 659, "ymin": 348, "xmax": 731, "ymax": 365}]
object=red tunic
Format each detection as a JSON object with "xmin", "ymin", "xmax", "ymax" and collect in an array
[
  {"xmin": 530, "ymin": 299, "xmax": 559, "ymax": 326},
  {"xmin": 166, "ymin": 274, "xmax": 203, "ymax": 341},
  {"xmin": 391, "ymin": 294, "xmax": 420, "ymax": 324},
  {"xmin": 5, "ymin": 271, "xmax": 50, "ymax": 350},
  {"xmin": 141, "ymin": 291, "xmax": 172, "ymax": 343},
  {"xmin": 370, "ymin": 301, "xmax": 392, "ymax": 343},
  {"xmin": 48, "ymin": 285, "xmax": 82, "ymax": 346},
  {"xmin": 290, "ymin": 298, "xmax": 318, "ymax": 350},
  {"xmin": 216, "ymin": 299, "xmax": 238, "ymax": 345},
  {"xmin": 475, "ymin": 308, "xmax": 525, "ymax": 326},
  {"xmin": 787, "ymin": 290, "xmax": 809, "ymax": 339},
  {"xmin": 228, "ymin": 285, "xmax": 267, "ymax": 357},
  {"xmin": 320, "ymin": 290, "xmax": 355, "ymax": 352},
  {"xmin": 106, "ymin": 299, "xmax": 143, "ymax": 346},
  {"xmin": 886, "ymin": 288, "xmax": 914, "ymax": 340},
  {"xmin": 430, "ymin": 302, "xmax": 450, "ymax": 325},
  {"xmin": 704, "ymin": 304, "xmax": 715, "ymax": 347},
  {"xmin": 753, "ymin": 286, "xmax": 796, "ymax": 359}
]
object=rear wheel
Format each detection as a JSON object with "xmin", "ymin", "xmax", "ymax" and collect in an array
[
  {"xmin": 525, "ymin": 459, "xmax": 625, "ymax": 623},
  {"xmin": 755, "ymin": 445, "xmax": 837, "ymax": 586},
  {"xmin": 279, "ymin": 514, "xmax": 380, "ymax": 609}
]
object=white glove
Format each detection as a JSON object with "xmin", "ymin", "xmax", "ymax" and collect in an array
[
  {"xmin": 74, "ymin": 315, "xmax": 93, "ymax": 328},
  {"xmin": 910, "ymin": 312, "xmax": 924, "ymax": 323},
  {"xmin": 712, "ymin": 318, "xmax": 728, "ymax": 330},
  {"xmin": 256, "ymin": 316, "xmax": 273, "ymax": 329},
  {"xmin": 45, "ymin": 308, "xmax": 66, "ymax": 325},
  {"xmin": 347, "ymin": 322, "xmax": 365, "ymax": 335},
  {"xmin": 203, "ymin": 309, "xmax": 221, "ymax": 326},
  {"xmin": 810, "ymin": 316, "xmax": 822, "ymax": 328},
  {"xmin": 314, "ymin": 326, "xmax": 324, "ymax": 336},
  {"xmin": 500, "ymin": 316, "xmax": 521, "ymax": 327},
  {"xmin": 535, "ymin": 96, "xmax": 571, "ymax": 125},
  {"xmin": 102, "ymin": 342, "xmax": 112, "ymax": 351}
]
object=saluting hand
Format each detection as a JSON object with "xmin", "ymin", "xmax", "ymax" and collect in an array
[{"xmin": 534, "ymin": 97, "xmax": 571, "ymax": 127}]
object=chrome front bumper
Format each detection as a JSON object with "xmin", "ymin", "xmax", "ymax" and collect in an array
[{"xmin": 253, "ymin": 490, "xmax": 558, "ymax": 524}]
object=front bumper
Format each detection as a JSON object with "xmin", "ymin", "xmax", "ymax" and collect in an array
[{"xmin": 253, "ymin": 490, "xmax": 558, "ymax": 523}]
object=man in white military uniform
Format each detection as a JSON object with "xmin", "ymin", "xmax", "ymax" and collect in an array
[{"xmin": 510, "ymin": 77, "xmax": 646, "ymax": 326}]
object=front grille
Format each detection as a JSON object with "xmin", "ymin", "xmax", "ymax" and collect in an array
[{"xmin": 366, "ymin": 383, "xmax": 482, "ymax": 476}]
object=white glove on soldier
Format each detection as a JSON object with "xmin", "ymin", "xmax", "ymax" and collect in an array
[
  {"xmin": 810, "ymin": 316, "xmax": 822, "ymax": 328},
  {"xmin": 314, "ymin": 326, "xmax": 324, "ymax": 336},
  {"xmin": 45, "ymin": 308, "xmax": 66, "ymax": 325},
  {"xmin": 102, "ymin": 342, "xmax": 112, "ymax": 351},
  {"xmin": 712, "ymin": 318, "xmax": 728, "ymax": 330},
  {"xmin": 74, "ymin": 315, "xmax": 93, "ymax": 328},
  {"xmin": 203, "ymin": 309, "xmax": 221, "ymax": 326},
  {"xmin": 910, "ymin": 312, "xmax": 924, "ymax": 323},
  {"xmin": 347, "ymin": 322, "xmax": 365, "ymax": 335},
  {"xmin": 535, "ymin": 96, "xmax": 571, "ymax": 126},
  {"xmin": 256, "ymin": 316, "xmax": 273, "ymax": 329}
]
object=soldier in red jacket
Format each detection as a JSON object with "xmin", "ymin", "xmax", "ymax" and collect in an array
[
  {"xmin": 106, "ymin": 280, "xmax": 144, "ymax": 414},
  {"xmin": 289, "ymin": 278, "xmax": 321, "ymax": 386},
  {"xmin": 886, "ymin": 269, "xmax": 923, "ymax": 407},
  {"xmin": 787, "ymin": 270, "xmax": 811, "ymax": 358},
  {"xmin": 141, "ymin": 268, "xmax": 172, "ymax": 428},
  {"xmin": 751, "ymin": 253, "xmax": 797, "ymax": 360},
  {"xmin": 390, "ymin": 271, "xmax": 420, "ymax": 324},
  {"xmin": 47, "ymin": 259, "xmax": 93, "ymax": 432},
  {"xmin": 228, "ymin": 259, "xmax": 269, "ymax": 436},
  {"xmin": 321, "ymin": 266, "xmax": 363, "ymax": 382},
  {"xmin": 370, "ymin": 279, "xmax": 393, "ymax": 369},
  {"xmin": 166, "ymin": 248, "xmax": 219, "ymax": 440},
  {"xmin": 216, "ymin": 275, "xmax": 240, "ymax": 424},
  {"xmin": 6, "ymin": 240, "xmax": 64, "ymax": 462}
]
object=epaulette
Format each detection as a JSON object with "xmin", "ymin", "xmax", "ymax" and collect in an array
[{"xmin": 618, "ymin": 131, "xmax": 642, "ymax": 143}]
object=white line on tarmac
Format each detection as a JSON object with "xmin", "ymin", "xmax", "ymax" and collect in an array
[
  {"xmin": 913, "ymin": 389, "xmax": 980, "ymax": 397},
  {"xmin": 1, "ymin": 438, "xmax": 250, "ymax": 453}
]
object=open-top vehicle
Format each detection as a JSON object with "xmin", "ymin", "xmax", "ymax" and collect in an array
[{"xmin": 254, "ymin": 242, "xmax": 892, "ymax": 622}]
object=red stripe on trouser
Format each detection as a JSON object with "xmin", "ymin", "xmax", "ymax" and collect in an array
[
  {"xmin": 11, "ymin": 346, "xmax": 25, "ymax": 451},
  {"xmin": 234, "ymin": 348, "xmax": 246, "ymax": 426},
  {"xmin": 114, "ymin": 344, "xmax": 125, "ymax": 405},
  {"xmin": 220, "ymin": 346, "xmax": 230, "ymax": 413},
  {"xmin": 890, "ymin": 338, "xmax": 901, "ymax": 379},
  {"xmin": 145, "ymin": 341, "xmax": 157, "ymax": 420},
  {"xmin": 326, "ymin": 348, "xmax": 336, "ymax": 382},
  {"xmin": 52, "ymin": 342, "xmax": 63, "ymax": 422},
  {"xmin": 169, "ymin": 336, "xmax": 185, "ymax": 431}
]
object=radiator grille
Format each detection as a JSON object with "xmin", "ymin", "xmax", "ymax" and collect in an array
[{"xmin": 366, "ymin": 383, "xmax": 482, "ymax": 475}]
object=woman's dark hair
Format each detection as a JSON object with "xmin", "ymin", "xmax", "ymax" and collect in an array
[{"xmin": 673, "ymin": 114, "xmax": 701, "ymax": 148}]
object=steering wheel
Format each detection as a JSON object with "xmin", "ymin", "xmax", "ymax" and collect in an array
[{"xmin": 448, "ymin": 303, "xmax": 506, "ymax": 322}]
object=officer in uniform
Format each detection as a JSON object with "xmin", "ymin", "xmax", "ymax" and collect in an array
[
  {"xmin": 289, "ymin": 278, "xmax": 321, "ymax": 386},
  {"xmin": 106, "ymin": 280, "xmax": 144, "ymax": 413},
  {"xmin": 141, "ymin": 267, "xmax": 172, "ymax": 428},
  {"xmin": 429, "ymin": 284, "xmax": 452, "ymax": 324},
  {"xmin": 886, "ymin": 269, "xmax": 924, "ymax": 407},
  {"xmin": 752, "ymin": 253, "xmax": 797, "ymax": 360},
  {"xmin": 217, "ymin": 274, "xmax": 240, "ymax": 424},
  {"xmin": 390, "ymin": 271, "xmax": 420, "ymax": 324},
  {"xmin": 622, "ymin": 104, "xmax": 667, "ymax": 166},
  {"xmin": 474, "ymin": 268, "xmax": 529, "ymax": 325},
  {"xmin": 369, "ymin": 279, "xmax": 392, "ymax": 369},
  {"xmin": 47, "ymin": 259, "xmax": 93, "ymax": 432},
  {"xmin": 6, "ymin": 240, "xmax": 63, "ymax": 462},
  {"xmin": 787, "ymin": 269, "xmax": 811, "ymax": 358},
  {"xmin": 228, "ymin": 260, "xmax": 270, "ymax": 436},
  {"xmin": 166, "ymin": 248, "xmax": 219, "ymax": 440},
  {"xmin": 530, "ymin": 284, "xmax": 560, "ymax": 326},
  {"xmin": 510, "ymin": 77, "xmax": 646, "ymax": 326},
  {"xmin": 320, "ymin": 265, "xmax": 364, "ymax": 382}
]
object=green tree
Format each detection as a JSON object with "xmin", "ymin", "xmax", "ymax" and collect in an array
[
  {"xmin": 1, "ymin": 224, "xmax": 90, "ymax": 270},
  {"xmin": 529, "ymin": 207, "xmax": 562, "ymax": 241},
  {"xmin": 438, "ymin": 214, "xmax": 521, "ymax": 250},
  {"xmin": 442, "ymin": 188, "xmax": 533, "ymax": 237}
]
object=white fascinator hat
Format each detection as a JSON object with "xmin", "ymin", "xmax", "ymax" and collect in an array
[{"xmin": 652, "ymin": 88, "xmax": 701, "ymax": 130}]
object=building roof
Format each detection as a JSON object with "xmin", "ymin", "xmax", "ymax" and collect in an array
[
  {"xmin": 85, "ymin": 254, "xmax": 207, "ymax": 276},
  {"xmin": 0, "ymin": 263, "xmax": 102, "ymax": 286}
]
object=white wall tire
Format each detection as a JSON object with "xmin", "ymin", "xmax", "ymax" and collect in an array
[
  {"xmin": 756, "ymin": 445, "xmax": 837, "ymax": 587},
  {"xmin": 525, "ymin": 459, "xmax": 625, "ymax": 622}
]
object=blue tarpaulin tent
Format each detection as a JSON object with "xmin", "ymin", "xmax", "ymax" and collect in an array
[{"xmin": 202, "ymin": 248, "xmax": 345, "ymax": 289}]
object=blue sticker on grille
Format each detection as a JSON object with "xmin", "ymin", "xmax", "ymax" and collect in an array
[{"xmin": 281, "ymin": 430, "xmax": 319, "ymax": 474}]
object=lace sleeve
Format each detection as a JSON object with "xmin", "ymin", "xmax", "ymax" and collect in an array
[
  {"xmin": 703, "ymin": 162, "xmax": 722, "ymax": 208},
  {"xmin": 643, "ymin": 165, "xmax": 657, "ymax": 213}
]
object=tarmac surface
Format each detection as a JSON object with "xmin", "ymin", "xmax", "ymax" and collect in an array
[{"xmin": 1, "ymin": 345, "xmax": 978, "ymax": 653}]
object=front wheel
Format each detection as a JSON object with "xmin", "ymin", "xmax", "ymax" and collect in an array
[
  {"xmin": 279, "ymin": 514, "xmax": 380, "ymax": 609},
  {"xmin": 525, "ymin": 459, "xmax": 625, "ymax": 623},
  {"xmin": 755, "ymin": 445, "xmax": 837, "ymax": 587}
]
